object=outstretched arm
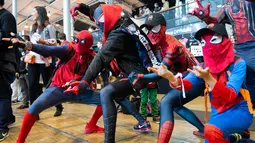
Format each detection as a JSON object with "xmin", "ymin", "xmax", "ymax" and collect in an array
[
  {"xmin": 32, "ymin": 44, "xmax": 70, "ymax": 59},
  {"xmin": 189, "ymin": 0, "xmax": 227, "ymax": 24},
  {"xmin": 2, "ymin": 37, "xmax": 70, "ymax": 60}
]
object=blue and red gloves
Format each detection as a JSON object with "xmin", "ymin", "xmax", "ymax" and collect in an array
[{"xmin": 64, "ymin": 80, "xmax": 89, "ymax": 95}]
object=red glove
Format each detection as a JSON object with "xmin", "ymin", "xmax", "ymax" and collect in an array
[
  {"xmin": 70, "ymin": 4, "xmax": 80, "ymax": 20},
  {"xmin": 64, "ymin": 80, "xmax": 89, "ymax": 95},
  {"xmin": 188, "ymin": 0, "xmax": 211, "ymax": 20}
]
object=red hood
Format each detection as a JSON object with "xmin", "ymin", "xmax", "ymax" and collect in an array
[{"xmin": 101, "ymin": 4, "xmax": 122, "ymax": 42}]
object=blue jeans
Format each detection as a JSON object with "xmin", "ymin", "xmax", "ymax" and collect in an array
[
  {"xmin": 28, "ymin": 86, "xmax": 101, "ymax": 115},
  {"xmin": 0, "ymin": 72, "xmax": 15, "ymax": 131}
]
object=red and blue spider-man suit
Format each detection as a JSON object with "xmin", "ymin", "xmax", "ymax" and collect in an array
[
  {"xmin": 171, "ymin": 24, "xmax": 253, "ymax": 143},
  {"xmin": 190, "ymin": 0, "xmax": 255, "ymax": 106},
  {"xmin": 15, "ymin": 30, "xmax": 104, "ymax": 143},
  {"xmin": 128, "ymin": 13, "xmax": 205, "ymax": 142}
]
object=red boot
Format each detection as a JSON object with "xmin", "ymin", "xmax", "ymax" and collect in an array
[
  {"xmin": 84, "ymin": 106, "xmax": 104, "ymax": 134},
  {"xmin": 84, "ymin": 123, "xmax": 104, "ymax": 134},
  {"xmin": 16, "ymin": 111, "xmax": 38, "ymax": 143}
]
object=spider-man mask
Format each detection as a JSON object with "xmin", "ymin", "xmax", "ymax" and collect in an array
[
  {"xmin": 144, "ymin": 25, "xmax": 166, "ymax": 46},
  {"xmin": 94, "ymin": 6, "xmax": 104, "ymax": 32},
  {"xmin": 200, "ymin": 31, "xmax": 234, "ymax": 74},
  {"xmin": 72, "ymin": 30, "xmax": 94, "ymax": 55}
]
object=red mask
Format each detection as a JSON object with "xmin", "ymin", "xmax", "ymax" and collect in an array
[
  {"xmin": 72, "ymin": 30, "xmax": 94, "ymax": 55},
  {"xmin": 146, "ymin": 25, "xmax": 166, "ymax": 46},
  {"xmin": 201, "ymin": 31, "xmax": 234, "ymax": 74}
]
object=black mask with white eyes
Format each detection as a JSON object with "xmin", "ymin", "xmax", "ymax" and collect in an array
[{"xmin": 142, "ymin": 25, "xmax": 161, "ymax": 35}]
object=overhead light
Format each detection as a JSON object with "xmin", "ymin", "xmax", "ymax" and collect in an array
[{"xmin": 47, "ymin": 11, "xmax": 51, "ymax": 17}]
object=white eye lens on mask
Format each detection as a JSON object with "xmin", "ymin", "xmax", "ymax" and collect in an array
[
  {"xmin": 98, "ymin": 14, "xmax": 104, "ymax": 23},
  {"xmin": 200, "ymin": 38, "xmax": 206, "ymax": 47},
  {"xmin": 142, "ymin": 27, "xmax": 149, "ymax": 35},
  {"xmin": 151, "ymin": 25, "xmax": 161, "ymax": 33},
  {"xmin": 210, "ymin": 34, "xmax": 222, "ymax": 44}
]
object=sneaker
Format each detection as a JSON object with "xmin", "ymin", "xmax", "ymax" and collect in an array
[
  {"xmin": 193, "ymin": 131, "xmax": 205, "ymax": 139},
  {"xmin": 0, "ymin": 130, "xmax": 9, "ymax": 142},
  {"xmin": 133, "ymin": 121, "xmax": 152, "ymax": 132},
  {"xmin": 54, "ymin": 107, "xmax": 63, "ymax": 117},
  {"xmin": 84, "ymin": 123, "xmax": 104, "ymax": 134},
  {"xmin": 152, "ymin": 115, "xmax": 160, "ymax": 124},
  {"xmin": 17, "ymin": 104, "xmax": 29, "ymax": 109}
]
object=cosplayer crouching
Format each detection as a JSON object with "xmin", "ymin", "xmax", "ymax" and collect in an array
[
  {"xmin": 67, "ymin": 3, "xmax": 153, "ymax": 142},
  {"xmin": 189, "ymin": 0, "xmax": 255, "ymax": 107},
  {"xmin": 149, "ymin": 24, "xmax": 253, "ymax": 143},
  {"xmin": 4, "ymin": 31, "xmax": 104, "ymax": 143},
  {"xmin": 128, "ymin": 13, "xmax": 205, "ymax": 141}
]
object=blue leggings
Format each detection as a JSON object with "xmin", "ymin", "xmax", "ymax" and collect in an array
[
  {"xmin": 100, "ymin": 79, "xmax": 145, "ymax": 143},
  {"xmin": 204, "ymin": 101, "xmax": 253, "ymax": 143},
  {"xmin": 28, "ymin": 86, "xmax": 101, "ymax": 115},
  {"xmin": 141, "ymin": 72, "xmax": 205, "ymax": 133},
  {"xmin": 160, "ymin": 83, "xmax": 205, "ymax": 131}
]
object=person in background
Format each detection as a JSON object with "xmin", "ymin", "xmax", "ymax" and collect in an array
[
  {"xmin": 0, "ymin": 0, "xmax": 18, "ymax": 141},
  {"xmin": 11, "ymin": 78, "xmax": 20, "ymax": 103},
  {"xmin": 139, "ymin": 7, "xmax": 144, "ymax": 17},
  {"xmin": 143, "ymin": 6, "xmax": 152, "ymax": 16},
  {"xmin": 16, "ymin": 35, "xmax": 30, "ymax": 109},
  {"xmin": 29, "ymin": 6, "xmax": 63, "ymax": 118},
  {"xmin": 154, "ymin": 3, "xmax": 161, "ymax": 13},
  {"xmin": 162, "ymin": 0, "xmax": 170, "ymax": 10},
  {"xmin": 57, "ymin": 32, "xmax": 69, "ymax": 45},
  {"xmin": 140, "ymin": 82, "xmax": 159, "ymax": 123}
]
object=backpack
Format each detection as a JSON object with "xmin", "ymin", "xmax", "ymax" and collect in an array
[{"xmin": 226, "ymin": 57, "xmax": 255, "ymax": 114}]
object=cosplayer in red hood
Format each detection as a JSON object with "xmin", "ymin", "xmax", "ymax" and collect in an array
[
  {"xmin": 93, "ymin": 4, "xmax": 122, "ymax": 42},
  {"xmin": 195, "ymin": 24, "xmax": 234, "ymax": 74},
  {"xmin": 50, "ymin": 30, "xmax": 94, "ymax": 88},
  {"xmin": 70, "ymin": 30, "xmax": 94, "ymax": 56}
]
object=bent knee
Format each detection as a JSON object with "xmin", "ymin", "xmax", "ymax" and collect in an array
[
  {"xmin": 100, "ymin": 85, "xmax": 115, "ymax": 102},
  {"xmin": 205, "ymin": 124, "xmax": 227, "ymax": 142}
]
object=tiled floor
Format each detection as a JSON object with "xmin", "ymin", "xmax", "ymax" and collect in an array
[{"xmin": 4, "ymin": 97, "xmax": 255, "ymax": 143}]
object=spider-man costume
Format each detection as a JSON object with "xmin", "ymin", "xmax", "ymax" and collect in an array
[
  {"xmin": 172, "ymin": 24, "xmax": 253, "ymax": 143},
  {"xmin": 128, "ymin": 13, "xmax": 205, "ymax": 142},
  {"xmin": 190, "ymin": 0, "xmax": 255, "ymax": 107},
  {"xmin": 68, "ymin": 3, "xmax": 152, "ymax": 142},
  {"xmin": 15, "ymin": 31, "xmax": 104, "ymax": 143}
]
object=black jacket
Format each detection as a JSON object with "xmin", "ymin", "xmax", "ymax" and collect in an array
[
  {"xmin": 83, "ymin": 20, "xmax": 148, "ymax": 84},
  {"xmin": 0, "ymin": 8, "xmax": 18, "ymax": 74}
]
